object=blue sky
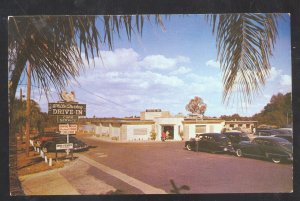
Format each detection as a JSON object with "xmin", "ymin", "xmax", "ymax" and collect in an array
[{"xmin": 20, "ymin": 14, "xmax": 291, "ymax": 118}]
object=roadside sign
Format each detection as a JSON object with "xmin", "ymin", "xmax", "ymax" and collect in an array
[
  {"xmin": 59, "ymin": 124, "xmax": 77, "ymax": 135},
  {"xmin": 48, "ymin": 103, "xmax": 86, "ymax": 116},
  {"xmin": 57, "ymin": 115, "xmax": 78, "ymax": 124},
  {"xmin": 60, "ymin": 130, "xmax": 76, "ymax": 135},
  {"xmin": 56, "ymin": 143, "xmax": 73, "ymax": 150}
]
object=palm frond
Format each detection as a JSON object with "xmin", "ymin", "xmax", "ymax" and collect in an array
[{"xmin": 207, "ymin": 13, "xmax": 280, "ymax": 106}]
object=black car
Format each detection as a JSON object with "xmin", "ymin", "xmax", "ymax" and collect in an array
[
  {"xmin": 41, "ymin": 136, "xmax": 89, "ymax": 152},
  {"xmin": 255, "ymin": 129, "xmax": 279, "ymax": 136},
  {"xmin": 223, "ymin": 132, "xmax": 250, "ymax": 149},
  {"xmin": 185, "ymin": 133, "xmax": 234, "ymax": 153},
  {"xmin": 235, "ymin": 136, "xmax": 293, "ymax": 163},
  {"xmin": 272, "ymin": 134, "xmax": 293, "ymax": 143}
]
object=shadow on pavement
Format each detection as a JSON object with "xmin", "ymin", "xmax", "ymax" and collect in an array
[{"xmin": 169, "ymin": 179, "xmax": 190, "ymax": 194}]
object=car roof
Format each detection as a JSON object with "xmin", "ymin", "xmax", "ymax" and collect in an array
[
  {"xmin": 254, "ymin": 136, "xmax": 290, "ymax": 142},
  {"xmin": 224, "ymin": 132, "xmax": 243, "ymax": 134},
  {"xmin": 198, "ymin": 133, "xmax": 221, "ymax": 135}
]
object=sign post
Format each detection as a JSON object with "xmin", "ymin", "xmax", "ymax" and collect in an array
[{"xmin": 48, "ymin": 100, "xmax": 86, "ymax": 159}]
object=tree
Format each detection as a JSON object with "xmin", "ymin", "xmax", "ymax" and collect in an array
[
  {"xmin": 207, "ymin": 14, "xmax": 280, "ymax": 105},
  {"xmin": 252, "ymin": 93, "xmax": 292, "ymax": 127},
  {"xmin": 185, "ymin": 96, "xmax": 207, "ymax": 119},
  {"xmin": 8, "ymin": 15, "xmax": 162, "ymax": 194}
]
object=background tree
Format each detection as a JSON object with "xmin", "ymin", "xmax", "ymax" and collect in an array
[
  {"xmin": 252, "ymin": 92, "xmax": 292, "ymax": 127},
  {"xmin": 185, "ymin": 96, "xmax": 207, "ymax": 119}
]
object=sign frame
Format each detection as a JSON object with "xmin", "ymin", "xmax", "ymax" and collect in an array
[
  {"xmin": 57, "ymin": 115, "xmax": 78, "ymax": 124},
  {"xmin": 56, "ymin": 143, "xmax": 74, "ymax": 150},
  {"xmin": 48, "ymin": 103, "xmax": 86, "ymax": 116}
]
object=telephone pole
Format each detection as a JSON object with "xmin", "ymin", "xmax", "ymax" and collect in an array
[
  {"xmin": 25, "ymin": 63, "xmax": 31, "ymax": 156},
  {"xmin": 20, "ymin": 89, "xmax": 23, "ymax": 143}
]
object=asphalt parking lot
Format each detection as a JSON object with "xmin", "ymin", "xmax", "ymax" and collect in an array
[{"xmin": 77, "ymin": 136, "xmax": 293, "ymax": 194}]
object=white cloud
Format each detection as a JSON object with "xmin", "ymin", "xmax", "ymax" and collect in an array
[
  {"xmin": 139, "ymin": 55, "xmax": 190, "ymax": 70},
  {"xmin": 206, "ymin": 59, "xmax": 220, "ymax": 68},
  {"xmin": 268, "ymin": 67, "xmax": 282, "ymax": 81},
  {"xmin": 170, "ymin": 66, "xmax": 192, "ymax": 75},
  {"xmin": 280, "ymin": 74, "xmax": 291, "ymax": 86}
]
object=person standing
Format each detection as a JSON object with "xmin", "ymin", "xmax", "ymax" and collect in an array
[
  {"xmin": 166, "ymin": 130, "xmax": 170, "ymax": 139},
  {"xmin": 161, "ymin": 131, "xmax": 166, "ymax": 141}
]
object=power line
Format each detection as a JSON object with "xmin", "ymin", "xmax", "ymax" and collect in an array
[
  {"xmin": 76, "ymin": 86, "xmax": 126, "ymax": 108},
  {"xmin": 17, "ymin": 84, "xmax": 115, "ymax": 108}
]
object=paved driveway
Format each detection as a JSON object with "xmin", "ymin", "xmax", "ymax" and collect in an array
[{"xmin": 77, "ymin": 136, "xmax": 293, "ymax": 194}]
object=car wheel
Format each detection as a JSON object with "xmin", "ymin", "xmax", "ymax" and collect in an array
[
  {"xmin": 186, "ymin": 144, "xmax": 192, "ymax": 151},
  {"xmin": 271, "ymin": 157, "xmax": 281, "ymax": 164},
  {"xmin": 236, "ymin": 149, "xmax": 243, "ymax": 157}
]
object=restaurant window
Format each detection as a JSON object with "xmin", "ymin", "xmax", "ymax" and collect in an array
[{"xmin": 195, "ymin": 125, "xmax": 206, "ymax": 134}]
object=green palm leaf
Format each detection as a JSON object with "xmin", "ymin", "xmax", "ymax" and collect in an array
[{"xmin": 207, "ymin": 13, "xmax": 280, "ymax": 106}]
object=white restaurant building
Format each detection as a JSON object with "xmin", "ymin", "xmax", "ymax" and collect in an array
[{"xmin": 78, "ymin": 109, "xmax": 240, "ymax": 141}]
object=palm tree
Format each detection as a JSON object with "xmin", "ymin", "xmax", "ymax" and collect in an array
[
  {"xmin": 8, "ymin": 14, "xmax": 280, "ymax": 195},
  {"xmin": 206, "ymin": 13, "xmax": 280, "ymax": 105},
  {"xmin": 8, "ymin": 15, "xmax": 162, "ymax": 195}
]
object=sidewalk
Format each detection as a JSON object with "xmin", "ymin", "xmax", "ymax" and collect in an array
[
  {"xmin": 19, "ymin": 157, "xmax": 116, "ymax": 195},
  {"xmin": 19, "ymin": 154, "xmax": 166, "ymax": 195}
]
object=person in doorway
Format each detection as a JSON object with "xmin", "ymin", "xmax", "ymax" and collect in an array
[
  {"xmin": 166, "ymin": 130, "xmax": 170, "ymax": 139},
  {"xmin": 161, "ymin": 130, "xmax": 166, "ymax": 141}
]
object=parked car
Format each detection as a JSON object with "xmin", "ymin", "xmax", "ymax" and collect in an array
[
  {"xmin": 255, "ymin": 129, "xmax": 279, "ymax": 136},
  {"xmin": 223, "ymin": 131, "xmax": 250, "ymax": 149},
  {"xmin": 271, "ymin": 134, "xmax": 293, "ymax": 143},
  {"xmin": 235, "ymin": 136, "xmax": 293, "ymax": 163},
  {"xmin": 31, "ymin": 132, "xmax": 61, "ymax": 146},
  {"xmin": 185, "ymin": 133, "xmax": 234, "ymax": 153},
  {"xmin": 41, "ymin": 136, "xmax": 89, "ymax": 152}
]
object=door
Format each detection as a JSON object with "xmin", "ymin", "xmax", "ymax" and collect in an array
[{"xmin": 162, "ymin": 125, "xmax": 174, "ymax": 140}]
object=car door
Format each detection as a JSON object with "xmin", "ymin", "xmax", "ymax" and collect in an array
[
  {"xmin": 262, "ymin": 139, "xmax": 285, "ymax": 157},
  {"xmin": 198, "ymin": 135, "xmax": 208, "ymax": 151},
  {"xmin": 243, "ymin": 138, "xmax": 263, "ymax": 156},
  {"xmin": 205, "ymin": 135, "xmax": 216, "ymax": 151}
]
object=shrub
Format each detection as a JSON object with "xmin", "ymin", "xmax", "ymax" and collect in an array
[{"xmin": 150, "ymin": 131, "xmax": 157, "ymax": 140}]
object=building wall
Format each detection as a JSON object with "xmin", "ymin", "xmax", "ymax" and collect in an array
[
  {"xmin": 125, "ymin": 124, "xmax": 153, "ymax": 141},
  {"xmin": 183, "ymin": 122, "xmax": 225, "ymax": 139},
  {"xmin": 224, "ymin": 121, "xmax": 257, "ymax": 133},
  {"xmin": 155, "ymin": 117, "xmax": 184, "ymax": 141}
]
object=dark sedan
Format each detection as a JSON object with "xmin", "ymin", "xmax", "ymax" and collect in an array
[
  {"xmin": 272, "ymin": 134, "xmax": 293, "ymax": 143},
  {"xmin": 235, "ymin": 136, "xmax": 293, "ymax": 163},
  {"xmin": 41, "ymin": 136, "xmax": 89, "ymax": 152},
  {"xmin": 31, "ymin": 132, "xmax": 61, "ymax": 146},
  {"xmin": 223, "ymin": 132, "xmax": 250, "ymax": 149},
  {"xmin": 185, "ymin": 133, "xmax": 234, "ymax": 153}
]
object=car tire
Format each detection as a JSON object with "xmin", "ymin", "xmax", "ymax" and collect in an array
[
  {"xmin": 186, "ymin": 144, "xmax": 192, "ymax": 151},
  {"xmin": 271, "ymin": 157, "xmax": 281, "ymax": 164},
  {"xmin": 236, "ymin": 149, "xmax": 243, "ymax": 157}
]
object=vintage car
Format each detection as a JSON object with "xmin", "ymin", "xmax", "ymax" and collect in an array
[
  {"xmin": 235, "ymin": 136, "xmax": 293, "ymax": 163},
  {"xmin": 185, "ymin": 133, "xmax": 234, "ymax": 153},
  {"xmin": 31, "ymin": 132, "xmax": 61, "ymax": 147},
  {"xmin": 41, "ymin": 136, "xmax": 89, "ymax": 152},
  {"xmin": 223, "ymin": 131, "xmax": 250, "ymax": 149},
  {"xmin": 271, "ymin": 134, "xmax": 293, "ymax": 143}
]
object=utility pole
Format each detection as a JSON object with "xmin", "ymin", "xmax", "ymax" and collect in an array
[
  {"xmin": 20, "ymin": 89, "xmax": 23, "ymax": 143},
  {"xmin": 25, "ymin": 63, "xmax": 31, "ymax": 157}
]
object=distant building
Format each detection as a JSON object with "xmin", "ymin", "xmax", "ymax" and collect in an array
[{"xmin": 224, "ymin": 120, "xmax": 258, "ymax": 133}]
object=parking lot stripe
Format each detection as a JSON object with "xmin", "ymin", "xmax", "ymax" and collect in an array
[{"xmin": 79, "ymin": 154, "xmax": 167, "ymax": 194}]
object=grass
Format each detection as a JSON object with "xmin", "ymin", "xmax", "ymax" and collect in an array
[{"xmin": 17, "ymin": 141, "xmax": 64, "ymax": 176}]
